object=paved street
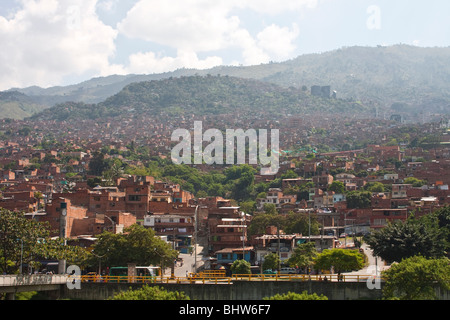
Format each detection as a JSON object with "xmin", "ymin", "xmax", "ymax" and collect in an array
[
  {"xmin": 162, "ymin": 236, "xmax": 207, "ymax": 277},
  {"xmin": 342, "ymin": 243, "xmax": 390, "ymax": 277},
  {"xmin": 164, "ymin": 237, "xmax": 389, "ymax": 279}
]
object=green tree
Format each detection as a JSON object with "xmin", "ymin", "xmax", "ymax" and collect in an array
[
  {"xmin": 287, "ymin": 242, "xmax": 318, "ymax": 270},
  {"xmin": 403, "ymin": 177, "xmax": 426, "ymax": 187},
  {"xmin": 0, "ymin": 209, "xmax": 88, "ymax": 274},
  {"xmin": 264, "ymin": 291, "xmax": 328, "ymax": 300},
  {"xmin": 429, "ymin": 206, "xmax": 450, "ymax": 252},
  {"xmin": 87, "ymin": 177, "xmax": 102, "ymax": 188},
  {"xmin": 366, "ymin": 215, "xmax": 447, "ymax": 264},
  {"xmin": 239, "ymin": 201, "xmax": 256, "ymax": 215},
  {"xmin": 329, "ymin": 181, "xmax": 345, "ymax": 194},
  {"xmin": 364, "ymin": 182, "xmax": 385, "ymax": 192},
  {"xmin": 346, "ymin": 191, "xmax": 372, "ymax": 209},
  {"xmin": 314, "ymin": 249, "xmax": 365, "ymax": 276},
  {"xmin": 263, "ymin": 203, "xmax": 277, "ymax": 215},
  {"xmin": 262, "ymin": 252, "xmax": 281, "ymax": 272},
  {"xmin": 382, "ymin": 256, "xmax": 450, "ymax": 300},
  {"xmin": 102, "ymin": 160, "xmax": 124, "ymax": 186},
  {"xmin": 247, "ymin": 213, "xmax": 275, "ymax": 236},
  {"xmin": 109, "ymin": 285, "xmax": 190, "ymax": 300},
  {"xmin": 230, "ymin": 165, "xmax": 256, "ymax": 201},
  {"xmin": 281, "ymin": 170, "xmax": 298, "ymax": 179},
  {"xmin": 230, "ymin": 259, "xmax": 251, "ymax": 275},
  {"xmin": 284, "ymin": 211, "xmax": 319, "ymax": 235},
  {"xmin": 90, "ymin": 225, "xmax": 178, "ymax": 270},
  {"xmin": 88, "ymin": 152, "xmax": 109, "ymax": 176}
]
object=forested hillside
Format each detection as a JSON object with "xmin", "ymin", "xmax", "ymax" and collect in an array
[
  {"xmin": 210, "ymin": 45, "xmax": 450, "ymax": 114},
  {"xmin": 5, "ymin": 45, "xmax": 450, "ymax": 120},
  {"xmin": 29, "ymin": 75, "xmax": 371, "ymax": 121}
]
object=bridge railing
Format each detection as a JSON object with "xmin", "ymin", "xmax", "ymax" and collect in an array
[
  {"xmin": 76, "ymin": 273, "xmax": 382, "ymax": 284},
  {"xmin": 0, "ymin": 274, "xmax": 68, "ymax": 287},
  {"xmin": 0, "ymin": 273, "xmax": 383, "ymax": 287}
]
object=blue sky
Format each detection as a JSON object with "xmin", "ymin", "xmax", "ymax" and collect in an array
[{"xmin": 0, "ymin": 0, "xmax": 449, "ymax": 90}]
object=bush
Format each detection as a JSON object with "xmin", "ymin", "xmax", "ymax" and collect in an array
[
  {"xmin": 264, "ymin": 291, "xmax": 328, "ymax": 300},
  {"xmin": 109, "ymin": 285, "xmax": 190, "ymax": 300},
  {"xmin": 230, "ymin": 259, "xmax": 251, "ymax": 275},
  {"xmin": 382, "ymin": 256, "xmax": 450, "ymax": 300}
]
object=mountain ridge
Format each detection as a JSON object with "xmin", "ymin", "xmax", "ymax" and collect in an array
[
  {"xmin": 3, "ymin": 45, "xmax": 450, "ymax": 120},
  {"xmin": 29, "ymin": 75, "xmax": 372, "ymax": 122}
]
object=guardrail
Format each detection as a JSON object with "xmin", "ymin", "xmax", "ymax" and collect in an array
[
  {"xmin": 0, "ymin": 274, "xmax": 68, "ymax": 287},
  {"xmin": 0, "ymin": 273, "xmax": 383, "ymax": 288},
  {"xmin": 77, "ymin": 273, "xmax": 382, "ymax": 285}
]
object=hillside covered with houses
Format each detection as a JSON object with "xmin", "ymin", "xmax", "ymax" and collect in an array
[{"xmin": 0, "ymin": 77, "xmax": 449, "ymax": 274}]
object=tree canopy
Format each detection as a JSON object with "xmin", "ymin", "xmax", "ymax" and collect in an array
[
  {"xmin": 382, "ymin": 256, "xmax": 450, "ymax": 300},
  {"xmin": 314, "ymin": 249, "xmax": 365, "ymax": 275},
  {"xmin": 287, "ymin": 242, "xmax": 318, "ymax": 270},
  {"xmin": 366, "ymin": 213, "xmax": 448, "ymax": 264},
  {"xmin": 109, "ymin": 285, "xmax": 190, "ymax": 300},
  {"xmin": 264, "ymin": 291, "xmax": 328, "ymax": 300},
  {"xmin": 89, "ymin": 224, "xmax": 178, "ymax": 270},
  {"xmin": 230, "ymin": 259, "xmax": 251, "ymax": 275},
  {"xmin": 0, "ymin": 209, "xmax": 88, "ymax": 274},
  {"xmin": 262, "ymin": 252, "xmax": 281, "ymax": 271},
  {"xmin": 248, "ymin": 211, "xmax": 320, "ymax": 237}
]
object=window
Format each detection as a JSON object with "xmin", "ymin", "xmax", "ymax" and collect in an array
[
  {"xmin": 374, "ymin": 219, "xmax": 386, "ymax": 226},
  {"xmin": 129, "ymin": 195, "xmax": 141, "ymax": 201}
]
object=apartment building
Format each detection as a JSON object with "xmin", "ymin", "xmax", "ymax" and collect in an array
[{"xmin": 208, "ymin": 206, "xmax": 250, "ymax": 253}]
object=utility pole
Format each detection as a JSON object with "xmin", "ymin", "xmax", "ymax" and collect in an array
[
  {"xmin": 58, "ymin": 201, "xmax": 67, "ymax": 275},
  {"xmin": 308, "ymin": 210, "xmax": 311, "ymax": 242},
  {"xmin": 194, "ymin": 205, "xmax": 199, "ymax": 274},
  {"xmin": 277, "ymin": 223, "xmax": 281, "ymax": 273},
  {"xmin": 241, "ymin": 212, "xmax": 246, "ymax": 261}
]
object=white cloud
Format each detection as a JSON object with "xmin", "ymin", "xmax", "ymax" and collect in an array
[
  {"xmin": 0, "ymin": 0, "xmax": 318, "ymax": 89},
  {"xmin": 236, "ymin": 0, "xmax": 319, "ymax": 14},
  {"xmin": 117, "ymin": 0, "xmax": 309, "ymax": 68},
  {"xmin": 0, "ymin": 0, "xmax": 118, "ymax": 90},
  {"xmin": 126, "ymin": 49, "xmax": 223, "ymax": 74},
  {"xmin": 117, "ymin": 0, "xmax": 238, "ymax": 52},
  {"xmin": 228, "ymin": 28, "xmax": 270, "ymax": 65},
  {"xmin": 257, "ymin": 23, "xmax": 300, "ymax": 61},
  {"xmin": 96, "ymin": 0, "xmax": 116, "ymax": 12}
]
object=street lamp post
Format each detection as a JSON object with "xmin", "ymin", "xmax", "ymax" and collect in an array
[
  {"xmin": 194, "ymin": 205, "xmax": 199, "ymax": 274},
  {"xmin": 91, "ymin": 249, "xmax": 108, "ymax": 276},
  {"xmin": 19, "ymin": 238, "xmax": 23, "ymax": 274},
  {"xmin": 104, "ymin": 215, "xmax": 116, "ymax": 234},
  {"xmin": 241, "ymin": 211, "xmax": 246, "ymax": 261},
  {"xmin": 308, "ymin": 210, "xmax": 311, "ymax": 242}
]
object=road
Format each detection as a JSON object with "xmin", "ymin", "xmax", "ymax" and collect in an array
[
  {"xmin": 165, "ymin": 237, "xmax": 388, "ymax": 278},
  {"xmin": 342, "ymin": 242, "xmax": 390, "ymax": 277},
  {"xmin": 162, "ymin": 236, "xmax": 208, "ymax": 277}
]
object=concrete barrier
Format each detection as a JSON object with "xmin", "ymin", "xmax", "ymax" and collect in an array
[{"xmin": 59, "ymin": 280, "xmax": 385, "ymax": 300}]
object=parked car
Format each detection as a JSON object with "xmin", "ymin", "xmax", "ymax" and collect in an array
[
  {"xmin": 263, "ymin": 269, "xmax": 277, "ymax": 275},
  {"xmin": 280, "ymin": 267, "xmax": 296, "ymax": 274}
]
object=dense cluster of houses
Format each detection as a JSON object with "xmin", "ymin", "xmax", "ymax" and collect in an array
[
  {"xmin": 1, "ymin": 135, "xmax": 449, "ymax": 272},
  {"xmin": 0, "ymin": 113, "xmax": 449, "ymax": 272}
]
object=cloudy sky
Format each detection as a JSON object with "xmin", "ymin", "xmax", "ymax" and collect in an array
[{"xmin": 0, "ymin": 0, "xmax": 449, "ymax": 90}]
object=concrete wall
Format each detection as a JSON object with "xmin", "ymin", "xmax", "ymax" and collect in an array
[{"xmin": 59, "ymin": 281, "xmax": 385, "ymax": 301}]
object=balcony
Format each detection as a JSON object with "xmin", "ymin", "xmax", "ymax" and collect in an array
[{"xmin": 153, "ymin": 222, "xmax": 193, "ymax": 229}]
